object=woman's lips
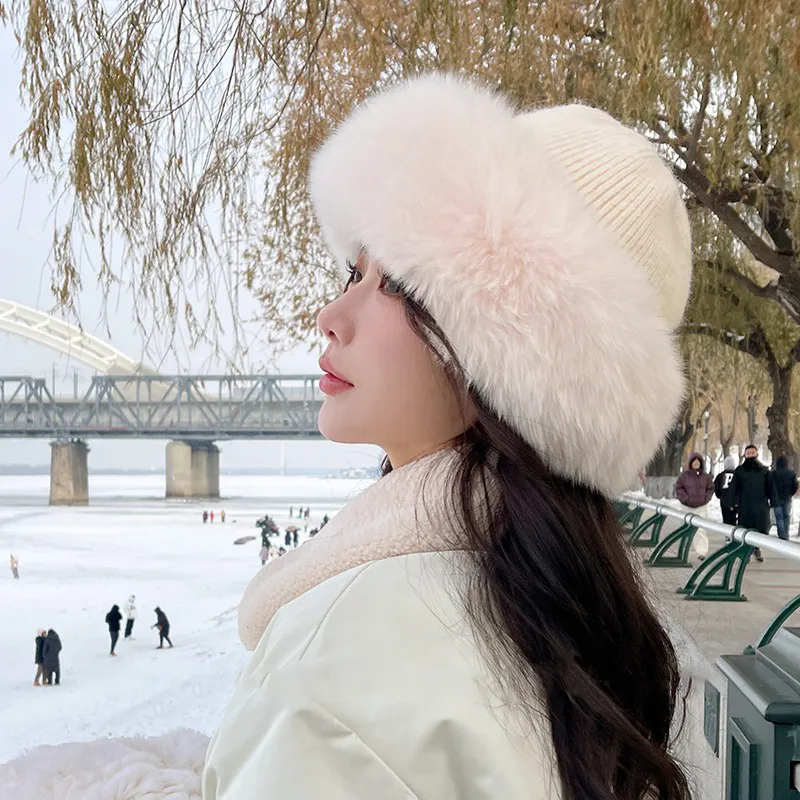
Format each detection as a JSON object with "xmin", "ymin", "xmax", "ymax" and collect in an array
[
  {"xmin": 319, "ymin": 373, "xmax": 354, "ymax": 396},
  {"xmin": 319, "ymin": 355, "xmax": 353, "ymax": 396}
]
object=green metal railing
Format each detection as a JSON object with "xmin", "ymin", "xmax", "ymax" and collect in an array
[
  {"xmin": 618, "ymin": 496, "xmax": 800, "ymax": 798},
  {"xmin": 616, "ymin": 496, "xmax": 800, "ymax": 603}
]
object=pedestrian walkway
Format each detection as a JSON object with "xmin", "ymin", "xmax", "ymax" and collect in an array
[{"xmin": 640, "ymin": 515, "xmax": 800, "ymax": 662}]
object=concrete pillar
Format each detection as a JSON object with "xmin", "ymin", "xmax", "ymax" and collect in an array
[
  {"xmin": 166, "ymin": 440, "xmax": 220, "ymax": 499},
  {"xmin": 191, "ymin": 445, "xmax": 209, "ymax": 498},
  {"xmin": 166, "ymin": 441, "xmax": 193, "ymax": 499},
  {"xmin": 206, "ymin": 444, "xmax": 220, "ymax": 499},
  {"xmin": 49, "ymin": 440, "xmax": 89, "ymax": 506}
]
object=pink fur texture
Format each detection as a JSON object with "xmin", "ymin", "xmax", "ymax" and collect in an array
[
  {"xmin": 0, "ymin": 729, "xmax": 208, "ymax": 800},
  {"xmin": 309, "ymin": 74, "xmax": 690, "ymax": 495}
]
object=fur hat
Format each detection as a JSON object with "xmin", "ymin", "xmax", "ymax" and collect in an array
[{"xmin": 309, "ymin": 74, "xmax": 692, "ymax": 495}]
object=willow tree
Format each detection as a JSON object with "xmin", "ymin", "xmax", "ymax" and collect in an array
[
  {"xmin": 683, "ymin": 213, "xmax": 800, "ymax": 463},
  {"xmin": 3, "ymin": 1, "xmax": 800, "ymax": 355}
]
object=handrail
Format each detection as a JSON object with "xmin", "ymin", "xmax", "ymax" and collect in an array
[{"xmin": 621, "ymin": 494, "xmax": 800, "ymax": 562}]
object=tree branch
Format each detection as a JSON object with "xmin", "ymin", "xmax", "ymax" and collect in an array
[
  {"xmin": 696, "ymin": 258, "xmax": 780, "ymax": 301},
  {"xmin": 686, "ymin": 72, "xmax": 710, "ymax": 167},
  {"xmin": 676, "ymin": 163, "xmax": 795, "ymax": 275}
]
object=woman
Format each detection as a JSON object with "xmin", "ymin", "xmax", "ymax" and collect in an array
[
  {"xmin": 42, "ymin": 629, "xmax": 61, "ymax": 686},
  {"xmin": 675, "ymin": 452, "xmax": 715, "ymax": 558},
  {"xmin": 33, "ymin": 629, "xmax": 47, "ymax": 686},
  {"xmin": 123, "ymin": 594, "xmax": 137, "ymax": 639},
  {"xmin": 204, "ymin": 75, "xmax": 694, "ymax": 799},
  {"xmin": 153, "ymin": 607, "xmax": 173, "ymax": 649},
  {"xmin": 106, "ymin": 604, "xmax": 123, "ymax": 656}
]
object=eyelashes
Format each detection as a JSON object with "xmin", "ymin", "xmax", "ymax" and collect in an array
[{"xmin": 343, "ymin": 260, "xmax": 404, "ymax": 298}]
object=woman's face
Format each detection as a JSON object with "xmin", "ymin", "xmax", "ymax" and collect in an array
[
  {"xmin": 317, "ymin": 251, "xmax": 473, "ymax": 467},
  {"xmin": 691, "ymin": 458, "xmax": 701, "ymax": 471}
]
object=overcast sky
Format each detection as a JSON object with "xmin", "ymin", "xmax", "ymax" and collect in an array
[{"xmin": 0, "ymin": 30, "xmax": 381, "ymax": 472}]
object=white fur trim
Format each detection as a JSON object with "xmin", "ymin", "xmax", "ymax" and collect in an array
[
  {"xmin": 0, "ymin": 729, "xmax": 207, "ymax": 799},
  {"xmin": 310, "ymin": 74, "xmax": 689, "ymax": 495}
]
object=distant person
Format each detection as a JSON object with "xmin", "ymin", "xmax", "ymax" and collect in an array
[
  {"xmin": 10, "ymin": 554, "xmax": 19, "ymax": 579},
  {"xmin": 210, "ymin": 511, "xmax": 215, "ymax": 523},
  {"xmin": 289, "ymin": 506, "xmax": 293, "ymax": 518},
  {"xmin": 674, "ymin": 452, "xmax": 714, "ymax": 558},
  {"xmin": 33, "ymin": 629, "xmax": 46, "ymax": 686},
  {"xmin": 304, "ymin": 507, "xmax": 310, "ymax": 520},
  {"xmin": 153, "ymin": 607, "xmax": 174, "ymax": 649},
  {"xmin": 43, "ymin": 629, "xmax": 62, "ymax": 686},
  {"xmin": 322, "ymin": 514, "xmax": 330, "ymax": 527},
  {"xmin": 732, "ymin": 445, "xmax": 777, "ymax": 562},
  {"xmin": 772, "ymin": 456, "xmax": 798, "ymax": 541},
  {"xmin": 284, "ymin": 530, "xmax": 292, "ymax": 547},
  {"xmin": 308, "ymin": 527, "xmax": 319, "ymax": 538},
  {"xmin": 123, "ymin": 594, "xmax": 137, "ymax": 639},
  {"xmin": 203, "ymin": 510, "xmax": 209, "ymax": 523},
  {"xmin": 714, "ymin": 456, "xmax": 738, "ymax": 526},
  {"xmin": 292, "ymin": 529, "xmax": 299, "ymax": 548},
  {"xmin": 260, "ymin": 544, "xmax": 270, "ymax": 566},
  {"xmin": 278, "ymin": 547, "xmax": 287, "ymax": 557},
  {"xmin": 106, "ymin": 604, "xmax": 123, "ymax": 656},
  {"xmin": 221, "ymin": 510, "xmax": 226, "ymax": 523}
]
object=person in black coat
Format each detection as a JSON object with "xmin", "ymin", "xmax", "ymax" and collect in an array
[
  {"xmin": 43, "ymin": 629, "xmax": 62, "ymax": 686},
  {"xmin": 34, "ymin": 629, "xmax": 46, "ymax": 686},
  {"xmin": 772, "ymin": 456, "xmax": 798, "ymax": 541},
  {"xmin": 106, "ymin": 604, "xmax": 123, "ymax": 656},
  {"xmin": 153, "ymin": 607, "xmax": 173, "ymax": 649},
  {"xmin": 731, "ymin": 445, "xmax": 778, "ymax": 561}
]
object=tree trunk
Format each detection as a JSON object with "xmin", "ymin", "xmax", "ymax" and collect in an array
[
  {"xmin": 717, "ymin": 398, "xmax": 737, "ymax": 455},
  {"xmin": 765, "ymin": 357, "xmax": 796, "ymax": 467},
  {"xmin": 746, "ymin": 393, "xmax": 760, "ymax": 445},
  {"xmin": 646, "ymin": 397, "xmax": 694, "ymax": 477}
]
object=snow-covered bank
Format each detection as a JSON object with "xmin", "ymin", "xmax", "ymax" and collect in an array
[{"xmin": 0, "ymin": 476, "xmax": 369, "ymax": 766}]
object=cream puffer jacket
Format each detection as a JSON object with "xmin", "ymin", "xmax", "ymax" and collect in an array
[{"xmin": 203, "ymin": 453, "xmax": 708, "ymax": 799}]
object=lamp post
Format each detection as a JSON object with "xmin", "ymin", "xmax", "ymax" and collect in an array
[{"xmin": 703, "ymin": 409, "xmax": 710, "ymax": 472}]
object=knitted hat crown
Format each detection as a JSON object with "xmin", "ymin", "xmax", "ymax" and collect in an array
[{"xmin": 310, "ymin": 74, "xmax": 692, "ymax": 495}]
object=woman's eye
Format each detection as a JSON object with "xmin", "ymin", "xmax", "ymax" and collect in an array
[
  {"xmin": 379, "ymin": 274, "xmax": 403, "ymax": 296},
  {"xmin": 343, "ymin": 262, "xmax": 363, "ymax": 293}
]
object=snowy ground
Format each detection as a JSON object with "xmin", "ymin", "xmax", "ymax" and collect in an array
[{"xmin": 0, "ymin": 474, "xmax": 371, "ymax": 766}]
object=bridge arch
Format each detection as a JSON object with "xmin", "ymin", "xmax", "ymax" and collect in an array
[{"xmin": 0, "ymin": 299, "xmax": 156, "ymax": 375}]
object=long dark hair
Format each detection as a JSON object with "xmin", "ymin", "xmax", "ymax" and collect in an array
[{"xmin": 384, "ymin": 293, "xmax": 691, "ymax": 800}]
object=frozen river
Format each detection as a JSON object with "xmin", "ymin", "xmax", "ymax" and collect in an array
[{"xmin": 0, "ymin": 474, "xmax": 372, "ymax": 765}]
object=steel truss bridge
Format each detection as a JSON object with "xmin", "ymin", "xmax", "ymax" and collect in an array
[{"xmin": 0, "ymin": 374, "xmax": 324, "ymax": 439}]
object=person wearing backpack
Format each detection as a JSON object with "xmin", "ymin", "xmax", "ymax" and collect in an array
[
  {"xmin": 714, "ymin": 456, "xmax": 738, "ymax": 526},
  {"xmin": 772, "ymin": 456, "xmax": 798, "ymax": 541}
]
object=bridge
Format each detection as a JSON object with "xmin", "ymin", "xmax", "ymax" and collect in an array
[{"xmin": 0, "ymin": 300, "xmax": 324, "ymax": 504}]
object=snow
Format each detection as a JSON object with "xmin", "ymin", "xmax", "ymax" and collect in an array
[{"xmin": 0, "ymin": 474, "xmax": 373, "ymax": 766}]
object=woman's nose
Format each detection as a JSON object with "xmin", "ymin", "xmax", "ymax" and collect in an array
[{"xmin": 317, "ymin": 296, "xmax": 354, "ymax": 345}]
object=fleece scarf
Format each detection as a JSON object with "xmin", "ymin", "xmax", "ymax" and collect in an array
[{"xmin": 238, "ymin": 450, "xmax": 469, "ymax": 650}]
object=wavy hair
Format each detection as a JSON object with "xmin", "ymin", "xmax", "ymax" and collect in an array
[{"xmin": 383, "ymin": 293, "xmax": 691, "ymax": 800}]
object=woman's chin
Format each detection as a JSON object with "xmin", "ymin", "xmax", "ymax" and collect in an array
[{"xmin": 317, "ymin": 405, "xmax": 367, "ymax": 445}]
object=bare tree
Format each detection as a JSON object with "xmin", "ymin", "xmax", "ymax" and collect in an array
[{"xmin": 2, "ymin": 1, "xmax": 800, "ymax": 358}]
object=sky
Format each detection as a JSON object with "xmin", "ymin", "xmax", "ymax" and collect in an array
[{"xmin": 0, "ymin": 30, "xmax": 381, "ymax": 472}]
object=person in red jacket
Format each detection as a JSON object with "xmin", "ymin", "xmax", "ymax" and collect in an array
[{"xmin": 674, "ymin": 452, "xmax": 714, "ymax": 557}]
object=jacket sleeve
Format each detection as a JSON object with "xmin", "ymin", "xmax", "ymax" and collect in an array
[
  {"xmin": 203, "ymin": 664, "xmax": 416, "ymax": 800},
  {"xmin": 793, "ymin": 473, "xmax": 799, "ymax": 496},
  {"xmin": 674, "ymin": 473, "xmax": 689, "ymax": 505}
]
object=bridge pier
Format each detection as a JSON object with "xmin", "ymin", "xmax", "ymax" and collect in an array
[
  {"xmin": 166, "ymin": 441, "xmax": 220, "ymax": 499},
  {"xmin": 49, "ymin": 440, "xmax": 89, "ymax": 506}
]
